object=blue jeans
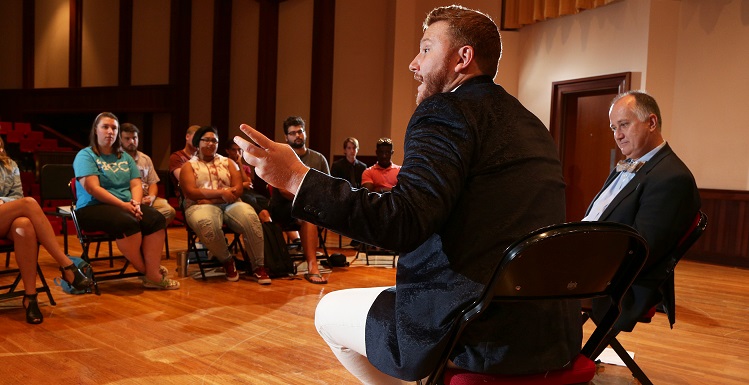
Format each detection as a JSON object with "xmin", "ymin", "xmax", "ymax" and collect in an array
[{"xmin": 184, "ymin": 202, "xmax": 264, "ymax": 269}]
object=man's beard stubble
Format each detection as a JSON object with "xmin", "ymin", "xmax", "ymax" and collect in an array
[
  {"xmin": 415, "ymin": 59, "xmax": 452, "ymax": 106},
  {"xmin": 288, "ymin": 139, "xmax": 305, "ymax": 149}
]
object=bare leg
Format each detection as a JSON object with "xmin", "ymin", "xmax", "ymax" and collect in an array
[
  {"xmin": 0, "ymin": 198, "xmax": 77, "ymax": 281},
  {"xmin": 301, "ymin": 221, "xmax": 326, "ymax": 283},
  {"xmin": 141, "ymin": 229, "xmax": 165, "ymax": 281},
  {"xmin": 7, "ymin": 217, "xmax": 40, "ymax": 295},
  {"xmin": 114, "ymin": 232, "xmax": 152, "ymax": 278}
]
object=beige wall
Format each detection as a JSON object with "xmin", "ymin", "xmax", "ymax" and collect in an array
[
  {"xmin": 82, "ymin": 0, "xmax": 119, "ymax": 87},
  {"xmin": 189, "ymin": 0, "xmax": 214, "ymax": 129},
  {"xmin": 227, "ymin": 0, "xmax": 260, "ymax": 143},
  {"xmin": 35, "ymin": 0, "xmax": 70, "ymax": 88},
  {"xmin": 6, "ymin": 0, "xmax": 749, "ymax": 189},
  {"xmin": 132, "ymin": 0, "xmax": 170, "ymax": 86},
  {"xmin": 276, "ymin": 0, "xmax": 314, "ymax": 142},
  {"xmin": 513, "ymin": 0, "xmax": 749, "ymax": 190},
  {"xmin": 669, "ymin": 0, "xmax": 749, "ymax": 190}
]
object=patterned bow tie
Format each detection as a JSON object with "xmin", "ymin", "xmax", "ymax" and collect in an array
[{"xmin": 615, "ymin": 159, "xmax": 645, "ymax": 173}]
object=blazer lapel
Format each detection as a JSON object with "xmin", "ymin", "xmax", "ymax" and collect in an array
[{"xmin": 598, "ymin": 144, "xmax": 674, "ymax": 220}]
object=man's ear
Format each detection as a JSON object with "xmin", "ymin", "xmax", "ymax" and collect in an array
[
  {"xmin": 454, "ymin": 45, "xmax": 474, "ymax": 72},
  {"xmin": 648, "ymin": 113, "xmax": 658, "ymax": 131}
]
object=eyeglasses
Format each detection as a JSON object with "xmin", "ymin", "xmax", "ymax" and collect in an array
[
  {"xmin": 200, "ymin": 138, "xmax": 219, "ymax": 144},
  {"xmin": 377, "ymin": 138, "xmax": 392, "ymax": 145},
  {"xmin": 287, "ymin": 129, "xmax": 305, "ymax": 136}
]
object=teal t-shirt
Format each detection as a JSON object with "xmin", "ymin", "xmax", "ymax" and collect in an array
[{"xmin": 73, "ymin": 147, "xmax": 140, "ymax": 209}]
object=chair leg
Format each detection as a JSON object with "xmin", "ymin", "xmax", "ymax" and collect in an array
[
  {"xmin": 164, "ymin": 230, "xmax": 170, "ymax": 260},
  {"xmin": 609, "ymin": 337, "xmax": 654, "ymax": 385},
  {"xmin": 35, "ymin": 265, "xmax": 56, "ymax": 306}
]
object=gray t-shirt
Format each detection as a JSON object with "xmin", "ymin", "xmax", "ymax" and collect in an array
[{"xmin": 299, "ymin": 148, "xmax": 330, "ymax": 175}]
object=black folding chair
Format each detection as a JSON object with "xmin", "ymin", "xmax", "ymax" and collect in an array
[
  {"xmin": 420, "ymin": 221, "xmax": 649, "ymax": 385},
  {"xmin": 69, "ymin": 178, "xmax": 141, "ymax": 287},
  {"xmin": 586, "ymin": 211, "xmax": 708, "ymax": 385},
  {"xmin": 0, "ymin": 238, "xmax": 56, "ymax": 306}
]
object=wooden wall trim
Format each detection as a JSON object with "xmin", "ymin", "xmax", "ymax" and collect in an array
[
  {"xmin": 255, "ymin": 0, "xmax": 282, "ymax": 139},
  {"xmin": 69, "ymin": 0, "xmax": 82, "ymax": 88},
  {"xmin": 308, "ymin": 0, "xmax": 335, "ymax": 161},
  {"xmin": 686, "ymin": 188, "xmax": 749, "ymax": 269},
  {"xmin": 169, "ymin": 0, "xmax": 192, "ymax": 150},
  {"xmin": 0, "ymin": 86, "xmax": 175, "ymax": 116},
  {"xmin": 22, "ymin": 0, "xmax": 34, "ymax": 89},
  {"xmin": 211, "ymin": 0, "xmax": 232, "ymax": 139}
]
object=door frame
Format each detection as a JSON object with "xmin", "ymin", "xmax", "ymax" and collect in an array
[{"xmin": 550, "ymin": 72, "xmax": 631, "ymax": 162}]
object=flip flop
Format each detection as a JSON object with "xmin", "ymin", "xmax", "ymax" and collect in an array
[{"xmin": 304, "ymin": 273, "xmax": 328, "ymax": 284}]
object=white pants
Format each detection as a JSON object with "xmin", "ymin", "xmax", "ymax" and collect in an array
[{"xmin": 315, "ymin": 286, "xmax": 412, "ymax": 385}]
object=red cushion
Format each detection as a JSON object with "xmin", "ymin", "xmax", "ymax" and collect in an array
[{"xmin": 444, "ymin": 354, "xmax": 595, "ymax": 385}]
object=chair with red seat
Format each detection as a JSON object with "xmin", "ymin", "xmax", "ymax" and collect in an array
[
  {"xmin": 419, "ymin": 221, "xmax": 649, "ymax": 385},
  {"xmin": 587, "ymin": 210, "xmax": 708, "ymax": 385}
]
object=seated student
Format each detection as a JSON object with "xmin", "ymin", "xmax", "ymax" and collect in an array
[
  {"xmin": 583, "ymin": 90, "xmax": 701, "ymax": 330},
  {"xmin": 268, "ymin": 116, "xmax": 330, "ymax": 284},
  {"xmin": 120, "ymin": 123, "xmax": 176, "ymax": 225},
  {"xmin": 330, "ymin": 137, "xmax": 366, "ymax": 188},
  {"xmin": 1, "ymin": 137, "xmax": 92, "ymax": 324},
  {"xmin": 225, "ymin": 142, "xmax": 271, "ymax": 223},
  {"xmin": 361, "ymin": 137, "xmax": 401, "ymax": 193},
  {"xmin": 73, "ymin": 112, "xmax": 179, "ymax": 290},
  {"xmin": 169, "ymin": 124, "xmax": 201, "ymax": 198},
  {"xmin": 179, "ymin": 126, "xmax": 271, "ymax": 285}
]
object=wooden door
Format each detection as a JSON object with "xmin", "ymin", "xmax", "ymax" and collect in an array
[{"xmin": 550, "ymin": 73, "xmax": 631, "ymax": 221}]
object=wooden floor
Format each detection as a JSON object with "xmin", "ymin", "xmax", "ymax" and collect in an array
[{"xmin": 0, "ymin": 227, "xmax": 747, "ymax": 384}]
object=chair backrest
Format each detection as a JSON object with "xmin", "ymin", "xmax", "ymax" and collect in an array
[
  {"xmin": 40, "ymin": 164, "xmax": 75, "ymax": 206},
  {"xmin": 656, "ymin": 210, "xmax": 707, "ymax": 328},
  {"xmin": 666, "ymin": 210, "xmax": 707, "ymax": 274},
  {"xmin": 426, "ymin": 221, "xmax": 649, "ymax": 384}
]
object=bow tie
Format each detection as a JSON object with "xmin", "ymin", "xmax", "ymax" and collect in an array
[{"xmin": 615, "ymin": 159, "xmax": 645, "ymax": 173}]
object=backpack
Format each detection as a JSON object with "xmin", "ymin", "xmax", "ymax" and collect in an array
[
  {"xmin": 262, "ymin": 222, "xmax": 295, "ymax": 278},
  {"xmin": 54, "ymin": 256, "xmax": 99, "ymax": 295}
]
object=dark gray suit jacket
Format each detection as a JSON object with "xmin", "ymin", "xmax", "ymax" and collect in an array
[
  {"xmin": 293, "ymin": 76, "xmax": 581, "ymax": 380},
  {"xmin": 587, "ymin": 144, "xmax": 700, "ymax": 331}
]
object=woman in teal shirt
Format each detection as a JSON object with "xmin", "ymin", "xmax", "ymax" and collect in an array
[{"xmin": 73, "ymin": 112, "xmax": 178, "ymax": 290}]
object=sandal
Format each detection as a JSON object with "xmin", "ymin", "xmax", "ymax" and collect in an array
[
  {"xmin": 60, "ymin": 263, "xmax": 93, "ymax": 291},
  {"xmin": 159, "ymin": 265, "xmax": 169, "ymax": 278},
  {"xmin": 23, "ymin": 293, "xmax": 43, "ymax": 324},
  {"xmin": 143, "ymin": 276, "xmax": 181, "ymax": 290}
]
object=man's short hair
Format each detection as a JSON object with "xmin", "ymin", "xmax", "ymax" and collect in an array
[
  {"xmin": 120, "ymin": 122, "xmax": 140, "ymax": 135},
  {"xmin": 611, "ymin": 90, "xmax": 663, "ymax": 131},
  {"xmin": 376, "ymin": 137, "xmax": 393, "ymax": 150},
  {"xmin": 283, "ymin": 116, "xmax": 306, "ymax": 134},
  {"xmin": 343, "ymin": 137, "xmax": 359, "ymax": 150},
  {"xmin": 186, "ymin": 125, "xmax": 200, "ymax": 135},
  {"xmin": 424, "ymin": 5, "xmax": 502, "ymax": 77}
]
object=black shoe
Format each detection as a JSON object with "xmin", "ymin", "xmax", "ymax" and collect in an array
[
  {"xmin": 23, "ymin": 294, "xmax": 43, "ymax": 324},
  {"xmin": 60, "ymin": 263, "xmax": 93, "ymax": 291}
]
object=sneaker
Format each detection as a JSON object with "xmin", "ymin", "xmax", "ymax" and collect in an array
[
  {"xmin": 253, "ymin": 267, "xmax": 272, "ymax": 285},
  {"xmin": 223, "ymin": 259, "xmax": 239, "ymax": 282},
  {"xmin": 143, "ymin": 277, "xmax": 181, "ymax": 290}
]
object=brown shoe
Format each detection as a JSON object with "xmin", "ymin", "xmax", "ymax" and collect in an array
[{"xmin": 253, "ymin": 267, "xmax": 272, "ymax": 285}]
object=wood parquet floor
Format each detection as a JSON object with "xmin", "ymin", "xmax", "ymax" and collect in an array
[{"xmin": 0, "ymin": 227, "xmax": 747, "ymax": 384}]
